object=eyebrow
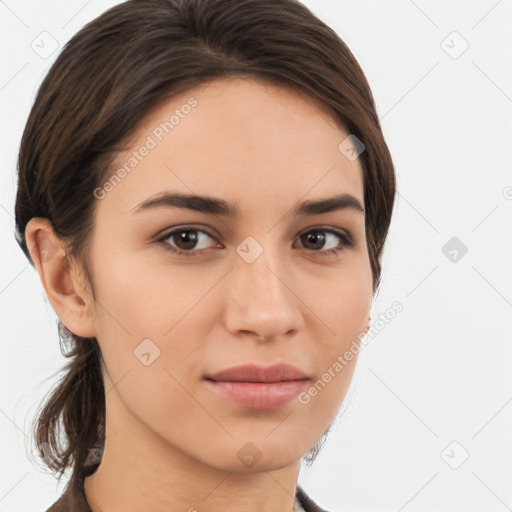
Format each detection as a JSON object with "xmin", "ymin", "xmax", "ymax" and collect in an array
[{"xmin": 133, "ymin": 192, "xmax": 364, "ymax": 217}]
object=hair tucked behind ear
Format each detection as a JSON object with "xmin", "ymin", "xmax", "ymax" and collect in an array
[{"xmin": 15, "ymin": 0, "xmax": 396, "ymax": 481}]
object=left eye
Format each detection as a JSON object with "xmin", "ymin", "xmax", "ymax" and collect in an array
[{"xmin": 294, "ymin": 228, "xmax": 352, "ymax": 253}]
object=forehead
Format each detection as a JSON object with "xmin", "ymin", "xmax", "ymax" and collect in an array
[{"xmin": 101, "ymin": 77, "xmax": 364, "ymax": 216}]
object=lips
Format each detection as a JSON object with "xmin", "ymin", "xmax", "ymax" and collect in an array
[
  {"xmin": 205, "ymin": 363, "xmax": 309, "ymax": 383},
  {"xmin": 204, "ymin": 363, "xmax": 310, "ymax": 409}
]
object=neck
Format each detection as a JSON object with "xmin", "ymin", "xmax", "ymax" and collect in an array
[{"xmin": 84, "ymin": 387, "xmax": 302, "ymax": 512}]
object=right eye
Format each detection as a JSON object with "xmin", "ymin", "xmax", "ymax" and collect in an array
[{"xmin": 155, "ymin": 226, "xmax": 221, "ymax": 257}]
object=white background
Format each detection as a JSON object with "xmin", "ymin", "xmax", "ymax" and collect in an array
[{"xmin": 1, "ymin": 1, "xmax": 511, "ymax": 510}]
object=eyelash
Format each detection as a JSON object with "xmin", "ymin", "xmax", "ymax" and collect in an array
[{"xmin": 155, "ymin": 225, "xmax": 355, "ymax": 258}]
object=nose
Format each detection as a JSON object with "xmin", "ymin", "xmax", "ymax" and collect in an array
[{"xmin": 222, "ymin": 244, "xmax": 304, "ymax": 343}]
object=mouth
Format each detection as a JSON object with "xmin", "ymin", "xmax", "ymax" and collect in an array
[
  {"xmin": 204, "ymin": 379, "xmax": 309, "ymax": 409},
  {"xmin": 205, "ymin": 362, "xmax": 309, "ymax": 382},
  {"xmin": 204, "ymin": 363, "xmax": 310, "ymax": 409}
]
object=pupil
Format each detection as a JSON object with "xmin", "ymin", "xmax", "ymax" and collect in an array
[
  {"xmin": 177, "ymin": 230, "xmax": 197, "ymax": 250},
  {"xmin": 303, "ymin": 231, "xmax": 325, "ymax": 250}
]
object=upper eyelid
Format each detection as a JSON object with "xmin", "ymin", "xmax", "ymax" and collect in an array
[{"xmin": 155, "ymin": 225, "xmax": 217, "ymax": 241}]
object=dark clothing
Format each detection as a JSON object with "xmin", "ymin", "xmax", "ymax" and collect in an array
[{"xmin": 45, "ymin": 462, "xmax": 329, "ymax": 511}]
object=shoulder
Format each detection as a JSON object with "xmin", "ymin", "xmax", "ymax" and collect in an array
[
  {"xmin": 44, "ymin": 463, "xmax": 99, "ymax": 512},
  {"xmin": 44, "ymin": 484, "xmax": 73, "ymax": 512},
  {"xmin": 44, "ymin": 494, "xmax": 66, "ymax": 512},
  {"xmin": 44, "ymin": 467, "xmax": 328, "ymax": 512},
  {"xmin": 296, "ymin": 485, "xmax": 331, "ymax": 512}
]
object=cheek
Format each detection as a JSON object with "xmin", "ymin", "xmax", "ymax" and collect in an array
[
  {"xmin": 90, "ymin": 253, "xmax": 215, "ymax": 389},
  {"xmin": 92, "ymin": 252, "xmax": 214, "ymax": 336},
  {"xmin": 317, "ymin": 257, "xmax": 373, "ymax": 337},
  {"xmin": 90, "ymin": 255, "xmax": 212, "ymax": 433},
  {"xmin": 301, "ymin": 259, "xmax": 372, "ymax": 413}
]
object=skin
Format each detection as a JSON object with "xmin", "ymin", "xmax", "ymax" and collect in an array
[{"xmin": 26, "ymin": 77, "xmax": 373, "ymax": 512}]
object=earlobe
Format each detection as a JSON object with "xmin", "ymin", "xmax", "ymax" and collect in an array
[{"xmin": 25, "ymin": 218, "xmax": 96, "ymax": 338}]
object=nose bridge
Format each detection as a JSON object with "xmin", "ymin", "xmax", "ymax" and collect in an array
[{"xmin": 225, "ymin": 235, "xmax": 302, "ymax": 340}]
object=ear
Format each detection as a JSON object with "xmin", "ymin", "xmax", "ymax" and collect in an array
[{"xmin": 25, "ymin": 218, "xmax": 96, "ymax": 338}]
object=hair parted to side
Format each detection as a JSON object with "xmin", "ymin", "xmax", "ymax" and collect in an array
[{"xmin": 15, "ymin": 0, "xmax": 395, "ymax": 484}]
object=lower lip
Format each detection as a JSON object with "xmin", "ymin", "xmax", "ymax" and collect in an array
[{"xmin": 204, "ymin": 379, "xmax": 309, "ymax": 409}]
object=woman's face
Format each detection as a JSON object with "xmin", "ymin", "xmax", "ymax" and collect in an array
[{"xmin": 80, "ymin": 77, "xmax": 373, "ymax": 471}]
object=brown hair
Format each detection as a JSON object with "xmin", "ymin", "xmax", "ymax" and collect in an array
[{"xmin": 15, "ymin": 0, "xmax": 395, "ymax": 485}]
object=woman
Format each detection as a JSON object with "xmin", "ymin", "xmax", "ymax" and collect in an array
[{"xmin": 15, "ymin": 0, "xmax": 396, "ymax": 510}]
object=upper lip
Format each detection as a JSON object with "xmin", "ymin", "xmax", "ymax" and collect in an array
[{"xmin": 205, "ymin": 363, "xmax": 309, "ymax": 383}]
